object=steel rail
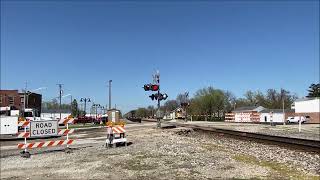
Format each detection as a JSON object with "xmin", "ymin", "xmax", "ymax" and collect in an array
[{"xmin": 166, "ymin": 122, "xmax": 320, "ymax": 152}]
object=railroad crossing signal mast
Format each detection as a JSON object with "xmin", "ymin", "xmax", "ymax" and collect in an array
[{"xmin": 143, "ymin": 71, "xmax": 168, "ymax": 128}]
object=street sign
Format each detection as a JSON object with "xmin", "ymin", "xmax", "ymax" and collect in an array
[{"xmin": 30, "ymin": 120, "xmax": 58, "ymax": 137}]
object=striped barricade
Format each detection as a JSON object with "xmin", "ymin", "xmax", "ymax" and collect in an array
[
  {"xmin": 18, "ymin": 139, "xmax": 74, "ymax": 149},
  {"xmin": 17, "ymin": 129, "xmax": 74, "ymax": 138},
  {"xmin": 58, "ymin": 129, "xmax": 75, "ymax": 136},
  {"xmin": 18, "ymin": 121, "xmax": 30, "ymax": 128},
  {"xmin": 17, "ymin": 117, "xmax": 75, "ymax": 157},
  {"xmin": 59, "ymin": 118, "xmax": 75, "ymax": 125},
  {"xmin": 111, "ymin": 126, "xmax": 126, "ymax": 134},
  {"xmin": 106, "ymin": 126, "xmax": 127, "ymax": 147}
]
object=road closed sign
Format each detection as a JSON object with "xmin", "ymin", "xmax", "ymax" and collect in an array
[{"xmin": 30, "ymin": 120, "xmax": 58, "ymax": 137}]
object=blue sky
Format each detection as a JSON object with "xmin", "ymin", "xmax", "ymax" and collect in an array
[{"xmin": 1, "ymin": 1, "xmax": 319, "ymax": 113}]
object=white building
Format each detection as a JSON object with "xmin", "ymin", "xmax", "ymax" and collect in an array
[
  {"xmin": 293, "ymin": 98, "xmax": 320, "ymax": 123},
  {"xmin": 41, "ymin": 112, "xmax": 71, "ymax": 120},
  {"xmin": 259, "ymin": 109, "xmax": 294, "ymax": 123},
  {"xmin": 294, "ymin": 98, "xmax": 320, "ymax": 113},
  {"xmin": 232, "ymin": 106, "xmax": 265, "ymax": 122}
]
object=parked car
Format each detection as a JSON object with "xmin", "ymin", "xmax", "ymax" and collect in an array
[{"xmin": 286, "ymin": 116, "xmax": 309, "ymax": 123}]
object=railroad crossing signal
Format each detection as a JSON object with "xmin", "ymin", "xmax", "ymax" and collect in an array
[
  {"xmin": 159, "ymin": 93, "xmax": 168, "ymax": 100},
  {"xmin": 143, "ymin": 70, "xmax": 167, "ymax": 128},
  {"xmin": 149, "ymin": 94, "xmax": 158, "ymax": 100},
  {"xmin": 143, "ymin": 84, "xmax": 159, "ymax": 91},
  {"xmin": 149, "ymin": 93, "xmax": 168, "ymax": 101}
]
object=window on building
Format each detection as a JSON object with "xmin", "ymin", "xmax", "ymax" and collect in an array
[
  {"xmin": 0, "ymin": 95, "xmax": 2, "ymax": 104},
  {"xmin": 8, "ymin": 96, "xmax": 14, "ymax": 106},
  {"xmin": 20, "ymin": 97, "xmax": 24, "ymax": 103}
]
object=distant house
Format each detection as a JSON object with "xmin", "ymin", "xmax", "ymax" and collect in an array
[
  {"xmin": 227, "ymin": 106, "xmax": 265, "ymax": 123},
  {"xmin": 293, "ymin": 98, "xmax": 320, "ymax": 123},
  {"xmin": 259, "ymin": 109, "xmax": 295, "ymax": 123},
  {"xmin": 163, "ymin": 107, "xmax": 185, "ymax": 120}
]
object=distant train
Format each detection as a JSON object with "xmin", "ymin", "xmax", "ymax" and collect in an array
[{"xmin": 174, "ymin": 108, "xmax": 185, "ymax": 119}]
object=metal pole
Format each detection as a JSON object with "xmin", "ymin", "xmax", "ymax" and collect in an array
[
  {"xmin": 24, "ymin": 81, "xmax": 27, "ymax": 116},
  {"xmin": 70, "ymin": 95, "xmax": 72, "ymax": 116},
  {"xmin": 157, "ymin": 90, "xmax": 161, "ymax": 128},
  {"xmin": 156, "ymin": 71, "xmax": 161, "ymax": 128},
  {"xmin": 57, "ymin": 84, "xmax": 63, "ymax": 121},
  {"xmin": 84, "ymin": 100, "xmax": 86, "ymax": 116},
  {"xmin": 96, "ymin": 105, "xmax": 98, "ymax": 120},
  {"xmin": 282, "ymin": 98, "xmax": 285, "ymax": 125},
  {"xmin": 24, "ymin": 124, "xmax": 27, "ymax": 153},
  {"xmin": 109, "ymin": 80, "xmax": 112, "ymax": 110}
]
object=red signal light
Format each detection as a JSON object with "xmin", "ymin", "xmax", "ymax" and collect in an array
[
  {"xmin": 143, "ymin": 84, "xmax": 151, "ymax": 91},
  {"xmin": 151, "ymin": 85, "xmax": 159, "ymax": 91}
]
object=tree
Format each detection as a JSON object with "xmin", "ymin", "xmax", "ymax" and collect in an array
[
  {"xmin": 135, "ymin": 108, "xmax": 148, "ymax": 118},
  {"xmin": 176, "ymin": 93, "xmax": 188, "ymax": 106},
  {"xmin": 235, "ymin": 88, "xmax": 297, "ymax": 109},
  {"xmin": 163, "ymin": 100, "xmax": 179, "ymax": 112},
  {"xmin": 147, "ymin": 105, "xmax": 155, "ymax": 117},
  {"xmin": 71, "ymin": 99, "xmax": 79, "ymax": 117},
  {"xmin": 307, "ymin": 83, "xmax": 320, "ymax": 98},
  {"xmin": 188, "ymin": 87, "xmax": 232, "ymax": 120}
]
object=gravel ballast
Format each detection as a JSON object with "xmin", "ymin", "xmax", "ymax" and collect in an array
[{"xmin": 1, "ymin": 126, "xmax": 319, "ymax": 179}]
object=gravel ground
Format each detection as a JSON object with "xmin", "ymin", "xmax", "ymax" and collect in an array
[
  {"xmin": 1, "ymin": 126, "xmax": 319, "ymax": 180},
  {"xmin": 183, "ymin": 121, "xmax": 320, "ymax": 141}
]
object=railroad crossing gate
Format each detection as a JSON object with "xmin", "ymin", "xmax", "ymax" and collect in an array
[{"xmin": 106, "ymin": 125, "xmax": 127, "ymax": 147}]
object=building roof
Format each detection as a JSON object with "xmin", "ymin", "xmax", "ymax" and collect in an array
[
  {"xmin": 232, "ymin": 106, "xmax": 265, "ymax": 113},
  {"xmin": 295, "ymin": 97, "xmax": 320, "ymax": 102},
  {"xmin": 260, "ymin": 109, "xmax": 295, "ymax": 113}
]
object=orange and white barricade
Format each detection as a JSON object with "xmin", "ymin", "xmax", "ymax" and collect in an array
[
  {"xmin": 106, "ymin": 125, "xmax": 127, "ymax": 147},
  {"xmin": 18, "ymin": 116, "xmax": 75, "ymax": 158}
]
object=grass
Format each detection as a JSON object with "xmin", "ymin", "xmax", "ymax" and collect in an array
[
  {"xmin": 112, "ymin": 153, "xmax": 164, "ymax": 171},
  {"xmin": 233, "ymin": 154, "xmax": 319, "ymax": 180}
]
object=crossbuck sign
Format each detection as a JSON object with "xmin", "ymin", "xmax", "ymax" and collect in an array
[{"xmin": 30, "ymin": 120, "xmax": 58, "ymax": 137}]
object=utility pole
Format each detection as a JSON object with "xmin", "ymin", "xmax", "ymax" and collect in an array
[
  {"xmin": 185, "ymin": 92, "xmax": 189, "ymax": 122},
  {"xmin": 23, "ymin": 81, "xmax": 27, "ymax": 116},
  {"xmin": 57, "ymin": 84, "xmax": 63, "ymax": 120},
  {"xmin": 108, "ymin": 80, "xmax": 112, "ymax": 110}
]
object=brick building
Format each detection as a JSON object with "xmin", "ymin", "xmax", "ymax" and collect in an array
[{"xmin": 0, "ymin": 90, "xmax": 42, "ymax": 116}]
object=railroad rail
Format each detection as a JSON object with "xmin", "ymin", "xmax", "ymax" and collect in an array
[{"xmin": 164, "ymin": 122, "xmax": 320, "ymax": 152}]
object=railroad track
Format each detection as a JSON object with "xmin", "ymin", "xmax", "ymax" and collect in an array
[{"xmin": 163, "ymin": 122, "xmax": 320, "ymax": 153}]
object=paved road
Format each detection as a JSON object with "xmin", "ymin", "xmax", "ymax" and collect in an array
[{"xmin": 0, "ymin": 122, "xmax": 156, "ymax": 158}]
